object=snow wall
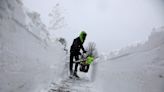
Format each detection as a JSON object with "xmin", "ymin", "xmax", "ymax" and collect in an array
[{"xmin": 0, "ymin": 0, "xmax": 66, "ymax": 92}]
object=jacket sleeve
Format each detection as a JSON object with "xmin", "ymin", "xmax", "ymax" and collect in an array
[{"xmin": 80, "ymin": 41, "xmax": 85, "ymax": 52}]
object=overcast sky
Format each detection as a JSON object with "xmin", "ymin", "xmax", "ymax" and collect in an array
[{"xmin": 23, "ymin": 0, "xmax": 164, "ymax": 53}]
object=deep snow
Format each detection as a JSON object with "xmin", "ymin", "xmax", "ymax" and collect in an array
[
  {"xmin": 91, "ymin": 27, "xmax": 164, "ymax": 92},
  {"xmin": 0, "ymin": 0, "xmax": 66, "ymax": 92},
  {"xmin": 0, "ymin": 0, "xmax": 164, "ymax": 92}
]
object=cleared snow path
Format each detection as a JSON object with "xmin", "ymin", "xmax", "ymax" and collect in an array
[
  {"xmin": 44, "ymin": 62, "xmax": 94, "ymax": 92},
  {"xmin": 48, "ymin": 78, "xmax": 91, "ymax": 92}
]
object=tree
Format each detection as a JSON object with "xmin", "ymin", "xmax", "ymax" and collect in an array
[
  {"xmin": 86, "ymin": 42, "xmax": 99, "ymax": 58},
  {"xmin": 48, "ymin": 3, "xmax": 66, "ymax": 30}
]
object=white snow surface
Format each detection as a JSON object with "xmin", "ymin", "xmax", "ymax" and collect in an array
[
  {"xmin": 0, "ymin": 0, "xmax": 66, "ymax": 92},
  {"xmin": 0, "ymin": 0, "xmax": 164, "ymax": 92},
  {"xmin": 92, "ymin": 27, "xmax": 164, "ymax": 92}
]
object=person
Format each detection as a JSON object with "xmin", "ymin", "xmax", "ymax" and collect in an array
[{"xmin": 70, "ymin": 31, "xmax": 87, "ymax": 78}]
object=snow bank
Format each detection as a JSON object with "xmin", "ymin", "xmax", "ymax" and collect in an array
[
  {"xmin": 107, "ymin": 27, "xmax": 164, "ymax": 60},
  {"xmin": 0, "ymin": 0, "xmax": 66, "ymax": 92},
  {"xmin": 92, "ymin": 27, "xmax": 164, "ymax": 92}
]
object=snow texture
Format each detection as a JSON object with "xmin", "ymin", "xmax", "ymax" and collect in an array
[
  {"xmin": 92, "ymin": 27, "xmax": 164, "ymax": 92},
  {"xmin": 0, "ymin": 0, "xmax": 164, "ymax": 92},
  {"xmin": 0, "ymin": 0, "xmax": 66, "ymax": 92}
]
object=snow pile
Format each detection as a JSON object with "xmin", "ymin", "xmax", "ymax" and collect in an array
[
  {"xmin": 0, "ymin": 0, "xmax": 66, "ymax": 92},
  {"xmin": 24, "ymin": 9, "xmax": 50, "ymax": 42},
  {"xmin": 92, "ymin": 27, "xmax": 164, "ymax": 92},
  {"xmin": 107, "ymin": 27, "xmax": 164, "ymax": 60}
]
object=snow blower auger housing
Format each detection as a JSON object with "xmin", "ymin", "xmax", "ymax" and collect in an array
[{"xmin": 79, "ymin": 54, "xmax": 94, "ymax": 73}]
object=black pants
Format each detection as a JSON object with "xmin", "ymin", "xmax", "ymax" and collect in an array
[{"xmin": 70, "ymin": 52, "xmax": 80, "ymax": 74}]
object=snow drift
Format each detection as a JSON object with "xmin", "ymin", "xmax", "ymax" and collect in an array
[
  {"xmin": 0, "ymin": 0, "xmax": 66, "ymax": 92},
  {"xmin": 92, "ymin": 27, "xmax": 164, "ymax": 92},
  {"xmin": 1, "ymin": 0, "xmax": 164, "ymax": 92}
]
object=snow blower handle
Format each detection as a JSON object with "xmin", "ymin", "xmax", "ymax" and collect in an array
[
  {"xmin": 74, "ymin": 52, "xmax": 87, "ymax": 63},
  {"xmin": 82, "ymin": 51, "xmax": 88, "ymax": 59}
]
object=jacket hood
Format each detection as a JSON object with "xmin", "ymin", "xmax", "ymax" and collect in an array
[{"xmin": 80, "ymin": 31, "xmax": 87, "ymax": 43}]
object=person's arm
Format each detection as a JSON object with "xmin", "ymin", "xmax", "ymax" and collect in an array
[{"xmin": 80, "ymin": 41, "xmax": 86, "ymax": 53}]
